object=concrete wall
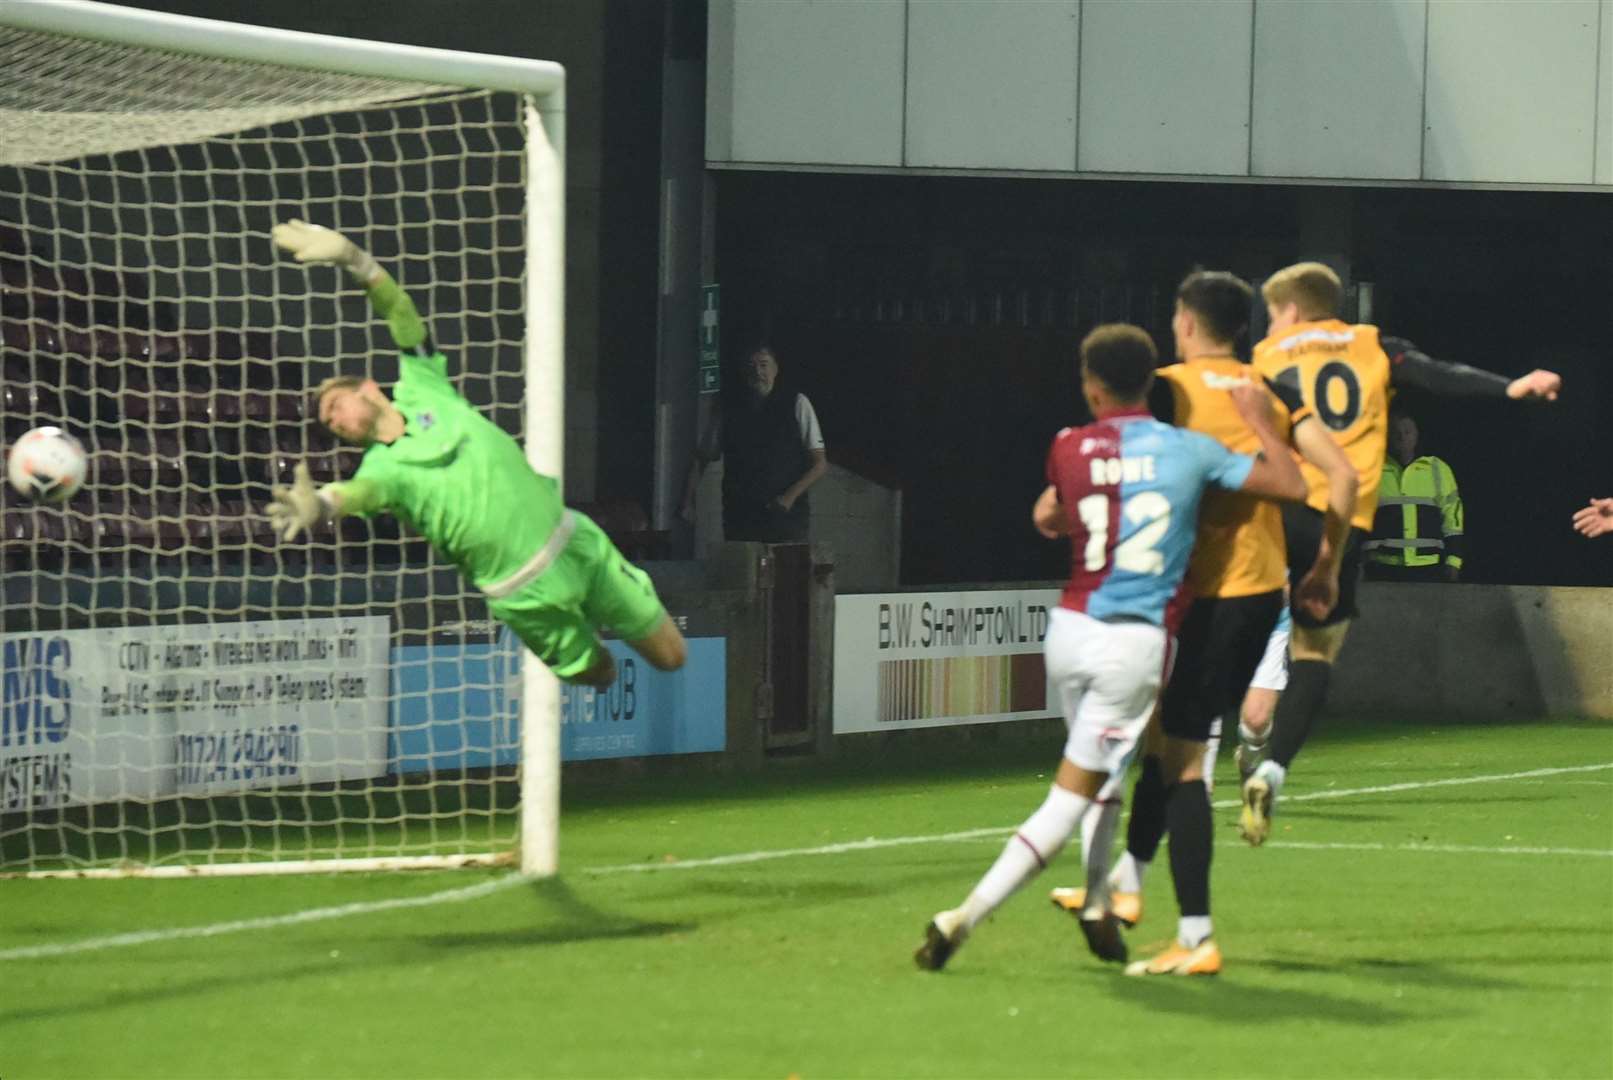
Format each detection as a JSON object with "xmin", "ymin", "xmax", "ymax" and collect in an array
[
  {"xmin": 690, "ymin": 460, "xmax": 902, "ymax": 592},
  {"xmin": 1331, "ymin": 583, "xmax": 1613, "ymax": 719},
  {"xmin": 708, "ymin": 0, "xmax": 1612, "ymax": 189},
  {"xmin": 804, "ymin": 464, "xmax": 902, "ymax": 593}
]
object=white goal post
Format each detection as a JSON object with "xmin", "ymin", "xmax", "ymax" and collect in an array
[{"xmin": 0, "ymin": 0, "xmax": 565, "ymax": 877}]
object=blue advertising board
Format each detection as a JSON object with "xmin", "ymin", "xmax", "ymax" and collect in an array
[{"xmin": 391, "ymin": 633, "xmax": 725, "ymax": 772}]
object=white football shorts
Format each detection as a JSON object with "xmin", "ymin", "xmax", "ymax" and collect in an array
[{"xmin": 1044, "ymin": 606, "xmax": 1168, "ymax": 782}]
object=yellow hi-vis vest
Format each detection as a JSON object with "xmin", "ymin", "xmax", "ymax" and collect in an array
[{"xmin": 1365, "ymin": 456, "xmax": 1464, "ymax": 570}]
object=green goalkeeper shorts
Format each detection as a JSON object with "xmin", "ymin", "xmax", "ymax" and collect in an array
[{"xmin": 487, "ymin": 511, "xmax": 667, "ymax": 680}]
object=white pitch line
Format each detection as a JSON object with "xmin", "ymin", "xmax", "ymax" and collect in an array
[
  {"xmin": 1265, "ymin": 840, "xmax": 1613, "ymax": 858},
  {"xmin": 933, "ymin": 835, "xmax": 1613, "ymax": 858},
  {"xmin": 7, "ymin": 761, "xmax": 1609, "ymax": 961},
  {"xmin": 1208, "ymin": 760, "xmax": 1613, "ymax": 811},
  {"xmin": 0, "ymin": 872, "xmax": 527, "ymax": 962},
  {"xmin": 583, "ymin": 761, "xmax": 1613, "ymax": 876},
  {"xmin": 583, "ymin": 827, "xmax": 1015, "ymax": 875}
]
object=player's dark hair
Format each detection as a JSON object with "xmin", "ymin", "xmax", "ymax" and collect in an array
[
  {"xmin": 1080, "ymin": 323, "xmax": 1157, "ymax": 403},
  {"xmin": 1177, "ymin": 270, "xmax": 1252, "ymax": 345}
]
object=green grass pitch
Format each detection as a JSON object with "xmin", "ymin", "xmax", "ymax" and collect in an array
[{"xmin": 3, "ymin": 716, "xmax": 1610, "ymax": 1079}]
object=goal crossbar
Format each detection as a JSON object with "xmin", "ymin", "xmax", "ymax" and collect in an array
[{"xmin": 0, "ymin": 0, "xmax": 565, "ymax": 117}]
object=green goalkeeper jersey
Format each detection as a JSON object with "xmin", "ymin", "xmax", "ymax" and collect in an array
[{"xmin": 333, "ymin": 349, "xmax": 562, "ymax": 589}]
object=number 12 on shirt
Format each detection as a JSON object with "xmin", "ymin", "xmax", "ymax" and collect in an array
[{"xmin": 1075, "ymin": 491, "xmax": 1171, "ymax": 574}]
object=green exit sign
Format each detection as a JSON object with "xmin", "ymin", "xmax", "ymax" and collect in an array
[{"xmin": 698, "ymin": 283, "xmax": 719, "ymax": 395}]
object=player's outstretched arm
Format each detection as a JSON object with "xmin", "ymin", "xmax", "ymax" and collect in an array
[
  {"xmin": 1572, "ymin": 497, "xmax": 1613, "ymax": 539},
  {"xmin": 1227, "ymin": 383, "xmax": 1307, "ymax": 502},
  {"xmin": 266, "ymin": 462, "xmax": 334, "ymax": 541},
  {"xmin": 265, "ymin": 462, "xmax": 385, "ymax": 541},
  {"xmin": 1383, "ymin": 336, "xmax": 1560, "ymax": 402},
  {"xmin": 1288, "ymin": 415, "xmax": 1358, "ymax": 621},
  {"xmin": 272, "ymin": 220, "xmax": 429, "ymax": 352}
]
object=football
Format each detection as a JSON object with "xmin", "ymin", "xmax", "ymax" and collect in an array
[{"xmin": 6, "ymin": 426, "xmax": 88, "ymax": 503}]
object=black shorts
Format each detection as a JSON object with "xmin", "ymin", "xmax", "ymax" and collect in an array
[
  {"xmin": 1159, "ymin": 589, "xmax": 1285, "ymax": 743},
  {"xmin": 1283, "ymin": 503, "xmax": 1368, "ymax": 629}
]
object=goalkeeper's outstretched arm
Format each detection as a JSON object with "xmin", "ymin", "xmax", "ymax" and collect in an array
[
  {"xmin": 265, "ymin": 463, "xmax": 388, "ymax": 541},
  {"xmin": 266, "ymin": 220, "xmax": 412, "ymax": 541},
  {"xmin": 272, "ymin": 219, "xmax": 430, "ymax": 352}
]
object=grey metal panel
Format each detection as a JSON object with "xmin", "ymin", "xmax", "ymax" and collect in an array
[
  {"xmin": 905, "ymin": 0, "xmax": 1079, "ymax": 170},
  {"xmin": 726, "ymin": 0, "xmax": 905, "ymax": 166},
  {"xmin": 1598, "ymin": 0, "xmax": 1612, "ymax": 183},
  {"xmin": 1424, "ymin": 0, "xmax": 1601, "ymax": 183},
  {"xmin": 710, "ymin": 157, "xmax": 1613, "ymax": 192},
  {"xmin": 1077, "ymin": 0, "xmax": 1254, "ymax": 175},
  {"xmin": 1251, "ymin": 0, "xmax": 1425, "ymax": 180},
  {"xmin": 705, "ymin": 0, "xmax": 735, "ymax": 162}
]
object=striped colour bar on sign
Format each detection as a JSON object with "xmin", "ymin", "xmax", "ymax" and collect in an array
[{"xmin": 876, "ymin": 653, "xmax": 1047, "ymax": 723}]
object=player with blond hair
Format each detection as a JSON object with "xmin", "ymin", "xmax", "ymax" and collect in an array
[{"xmin": 1238, "ymin": 261, "xmax": 1561, "ymax": 841}]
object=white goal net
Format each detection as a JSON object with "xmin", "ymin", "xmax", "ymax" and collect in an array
[{"xmin": 0, "ymin": 3, "xmax": 564, "ymax": 876}]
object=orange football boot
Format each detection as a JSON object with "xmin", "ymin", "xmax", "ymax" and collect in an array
[
  {"xmin": 1124, "ymin": 939, "xmax": 1222, "ymax": 977},
  {"xmin": 1049, "ymin": 886, "xmax": 1142, "ymax": 928}
]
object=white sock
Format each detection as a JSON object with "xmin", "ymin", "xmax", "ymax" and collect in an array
[
  {"xmin": 1179, "ymin": 915, "xmax": 1213, "ymax": 948},
  {"xmin": 1083, "ymin": 796, "xmax": 1109, "ymax": 870},
  {"xmin": 961, "ymin": 785, "xmax": 1089, "ymax": 930},
  {"xmin": 1254, "ymin": 758, "xmax": 1287, "ymax": 792},
  {"xmin": 1202, "ymin": 716, "xmax": 1222, "ymax": 796},
  {"xmin": 1109, "ymin": 850, "xmax": 1148, "ymax": 895},
  {"xmin": 1081, "ymin": 799, "xmax": 1122, "ymax": 914}
]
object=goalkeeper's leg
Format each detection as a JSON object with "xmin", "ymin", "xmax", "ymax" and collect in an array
[
  {"xmin": 571, "ymin": 644, "xmax": 618, "ymax": 689},
  {"xmin": 489, "ymin": 513, "xmax": 686, "ymax": 687},
  {"xmin": 569, "ymin": 617, "xmax": 687, "ymax": 687},
  {"xmin": 626, "ymin": 615, "xmax": 688, "ymax": 672},
  {"xmin": 490, "ymin": 598, "xmax": 619, "ymax": 687},
  {"xmin": 579, "ymin": 516, "xmax": 687, "ymax": 672}
]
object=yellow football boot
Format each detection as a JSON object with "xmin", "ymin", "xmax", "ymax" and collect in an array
[{"xmin": 1239, "ymin": 775, "xmax": 1273, "ymax": 847}]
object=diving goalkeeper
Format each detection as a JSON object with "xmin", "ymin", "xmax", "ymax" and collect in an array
[{"xmin": 265, "ymin": 220, "xmax": 687, "ymax": 688}]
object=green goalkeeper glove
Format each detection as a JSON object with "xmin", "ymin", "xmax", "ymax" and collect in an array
[
  {"xmin": 266, "ymin": 462, "xmax": 335, "ymax": 541},
  {"xmin": 272, "ymin": 219, "xmax": 381, "ymax": 284}
]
